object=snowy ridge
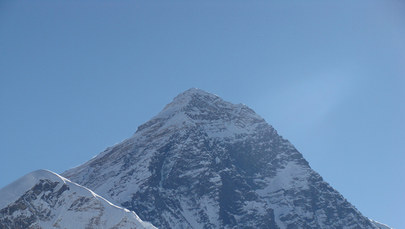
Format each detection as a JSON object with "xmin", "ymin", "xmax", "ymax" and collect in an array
[
  {"xmin": 370, "ymin": 220, "xmax": 392, "ymax": 229},
  {"xmin": 0, "ymin": 170, "xmax": 67, "ymax": 210},
  {"xmin": 63, "ymin": 88, "xmax": 391, "ymax": 228},
  {"xmin": 0, "ymin": 170, "xmax": 156, "ymax": 229}
]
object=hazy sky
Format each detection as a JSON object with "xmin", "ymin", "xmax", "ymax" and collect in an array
[{"xmin": 1, "ymin": 1, "xmax": 404, "ymax": 228}]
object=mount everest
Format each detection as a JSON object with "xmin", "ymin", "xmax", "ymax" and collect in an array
[{"xmin": 0, "ymin": 89, "xmax": 390, "ymax": 229}]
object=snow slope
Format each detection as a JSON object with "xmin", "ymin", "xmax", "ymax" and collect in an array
[{"xmin": 0, "ymin": 169, "xmax": 156, "ymax": 229}]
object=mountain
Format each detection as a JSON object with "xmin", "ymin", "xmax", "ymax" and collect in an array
[
  {"xmin": 0, "ymin": 170, "xmax": 156, "ymax": 229},
  {"xmin": 62, "ymin": 88, "xmax": 388, "ymax": 229}
]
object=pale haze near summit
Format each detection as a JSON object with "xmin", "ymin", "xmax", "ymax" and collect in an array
[{"xmin": 0, "ymin": 1, "xmax": 404, "ymax": 228}]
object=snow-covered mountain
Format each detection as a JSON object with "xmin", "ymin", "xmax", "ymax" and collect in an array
[
  {"xmin": 62, "ymin": 88, "xmax": 389, "ymax": 229},
  {"xmin": 0, "ymin": 169, "xmax": 156, "ymax": 229}
]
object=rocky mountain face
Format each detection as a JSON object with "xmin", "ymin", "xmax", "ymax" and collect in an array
[
  {"xmin": 61, "ymin": 88, "xmax": 384, "ymax": 229},
  {"xmin": 0, "ymin": 170, "xmax": 156, "ymax": 229}
]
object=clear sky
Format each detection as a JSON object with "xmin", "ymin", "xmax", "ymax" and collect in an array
[{"xmin": 0, "ymin": 1, "xmax": 404, "ymax": 228}]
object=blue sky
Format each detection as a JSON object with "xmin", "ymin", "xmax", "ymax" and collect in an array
[{"xmin": 1, "ymin": 1, "xmax": 404, "ymax": 228}]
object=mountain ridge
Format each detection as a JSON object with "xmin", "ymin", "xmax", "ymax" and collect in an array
[{"xmin": 0, "ymin": 169, "xmax": 156, "ymax": 229}]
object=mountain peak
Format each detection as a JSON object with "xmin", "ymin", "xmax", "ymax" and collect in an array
[
  {"xmin": 0, "ymin": 169, "xmax": 67, "ymax": 210},
  {"xmin": 21, "ymin": 169, "xmax": 66, "ymax": 182},
  {"xmin": 176, "ymin": 88, "xmax": 218, "ymax": 99},
  {"xmin": 160, "ymin": 88, "xmax": 221, "ymax": 114},
  {"xmin": 135, "ymin": 88, "xmax": 265, "ymax": 137},
  {"xmin": 158, "ymin": 88, "xmax": 259, "ymax": 119}
]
